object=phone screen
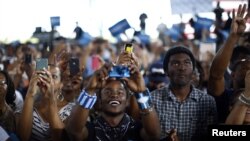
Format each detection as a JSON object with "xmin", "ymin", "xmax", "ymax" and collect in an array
[
  {"xmin": 25, "ymin": 54, "xmax": 32, "ymax": 64},
  {"xmin": 69, "ymin": 58, "xmax": 80, "ymax": 76},
  {"xmin": 36, "ymin": 58, "xmax": 48, "ymax": 70}
]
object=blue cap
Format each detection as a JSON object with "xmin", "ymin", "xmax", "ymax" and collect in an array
[{"xmin": 148, "ymin": 61, "xmax": 168, "ymax": 83}]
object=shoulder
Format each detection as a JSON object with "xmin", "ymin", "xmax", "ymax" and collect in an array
[
  {"xmin": 193, "ymin": 88, "xmax": 215, "ymax": 103},
  {"xmin": 151, "ymin": 87, "xmax": 168, "ymax": 97}
]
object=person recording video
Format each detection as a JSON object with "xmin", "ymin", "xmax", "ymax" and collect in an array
[{"xmin": 66, "ymin": 44, "xmax": 161, "ymax": 141}]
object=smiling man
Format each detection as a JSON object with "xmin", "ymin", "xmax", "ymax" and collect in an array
[
  {"xmin": 151, "ymin": 46, "xmax": 217, "ymax": 141},
  {"xmin": 66, "ymin": 63, "xmax": 161, "ymax": 141}
]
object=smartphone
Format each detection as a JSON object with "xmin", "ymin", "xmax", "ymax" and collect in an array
[
  {"xmin": 125, "ymin": 43, "xmax": 133, "ymax": 53},
  {"xmin": 0, "ymin": 64, "xmax": 4, "ymax": 70},
  {"xmin": 69, "ymin": 58, "xmax": 80, "ymax": 76},
  {"xmin": 25, "ymin": 54, "xmax": 32, "ymax": 64},
  {"xmin": 36, "ymin": 58, "xmax": 48, "ymax": 70}
]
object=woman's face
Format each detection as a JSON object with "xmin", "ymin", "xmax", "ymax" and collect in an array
[
  {"xmin": 61, "ymin": 68, "xmax": 82, "ymax": 93},
  {"xmin": 49, "ymin": 66, "xmax": 62, "ymax": 91},
  {"xmin": 0, "ymin": 73, "xmax": 7, "ymax": 101}
]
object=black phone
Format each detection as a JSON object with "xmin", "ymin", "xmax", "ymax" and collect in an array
[
  {"xmin": 36, "ymin": 58, "xmax": 48, "ymax": 70},
  {"xmin": 25, "ymin": 54, "xmax": 32, "ymax": 64},
  {"xmin": 69, "ymin": 58, "xmax": 80, "ymax": 76}
]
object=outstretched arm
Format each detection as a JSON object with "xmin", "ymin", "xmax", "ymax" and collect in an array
[
  {"xmin": 122, "ymin": 64, "xmax": 161, "ymax": 141},
  {"xmin": 66, "ymin": 64, "xmax": 110, "ymax": 141},
  {"xmin": 208, "ymin": 4, "xmax": 249, "ymax": 96},
  {"xmin": 18, "ymin": 72, "xmax": 40, "ymax": 141}
]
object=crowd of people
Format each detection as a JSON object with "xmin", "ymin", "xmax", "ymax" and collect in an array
[{"xmin": 0, "ymin": 3, "xmax": 250, "ymax": 141}]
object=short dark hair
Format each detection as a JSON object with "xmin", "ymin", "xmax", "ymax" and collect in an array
[
  {"xmin": 0, "ymin": 71, "xmax": 15, "ymax": 109},
  {"xmin": 98, "ymin": 79, "xmax": 131, "ymax": 99},
  {"xmin": 229, "ymin": 46, "xmax": 250, "ymax": 70},
  {"xmin": 163, "ymin": 46, "xmax": 196, "ymax": 73}
]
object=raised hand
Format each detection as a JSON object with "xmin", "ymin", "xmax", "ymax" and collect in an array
[
  {"xmin": 37, "ymin": 69, "xmax": 55, "ymax": 99},
  {"xmin": 121, "ymin": 64, "xmax": 146, "ymax": 93},
  {"xmin": 85, "ymin": 63, "xmax": 112, "ymax": 94},
  {"xmin": 166, "ymin": 129, "xmax": 179, "ymax": 141},
  {"xmin": 231, "ymin": 4, "xmax": 249, "ymax": 36},
  {"xmin": 27, "ymin": 72, "xmax": 42, "ymax": 96},
  {"xmin": 116, "ymin": 51, "xmax": 139, "ymax": 67}
]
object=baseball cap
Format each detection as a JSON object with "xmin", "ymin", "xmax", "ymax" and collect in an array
[{"xmin": 148, "ymin": 61, "xmax": 168, "ymax": 83}]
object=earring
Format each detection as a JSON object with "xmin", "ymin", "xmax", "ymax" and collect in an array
[{"xmin": 57, "ymin": 90, "xmax": 64, "ymax": 102}]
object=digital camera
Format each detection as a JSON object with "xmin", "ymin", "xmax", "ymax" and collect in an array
[{"xmin": 109, "ymin": 65, "xmax": 130, "ymax": 78}]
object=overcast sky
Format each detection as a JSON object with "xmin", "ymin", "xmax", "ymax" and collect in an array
[{"xmin": 0, "ymin": 0, "xmax": 246, "ymax": 42}]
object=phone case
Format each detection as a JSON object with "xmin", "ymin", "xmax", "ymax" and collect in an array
[
  {"xmin": 69, "ymin": 58, "xmax": 80, "ymax": 76},
  {"xmin": 125, "ymin": 43, "xmax": 133, "ymax": 53},
  {"xmin": 36, "ymin": 58, "xmax": 48, "ymax": 70}
]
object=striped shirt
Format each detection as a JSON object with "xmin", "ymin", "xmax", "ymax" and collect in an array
[
  {"xmin": 151, "ymin": 86, "xmax": 217, "ymax": 141},
  {"xmin": 29, "ymin": 102, "xmax": 74, "ymax": 141}
]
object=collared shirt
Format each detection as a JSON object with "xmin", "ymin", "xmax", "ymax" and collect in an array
[{"xmin": 151, "ymin": 86, "xmax": 217, "ymax": 141}]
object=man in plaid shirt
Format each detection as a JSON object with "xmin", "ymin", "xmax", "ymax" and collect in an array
[{"xmin": 151, "ymin": 46, "xmax": 217, "ymax": 141}]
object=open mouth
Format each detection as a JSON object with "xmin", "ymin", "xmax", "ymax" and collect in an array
[{"xmin": 109, "ymin": 100, "xmax": 121, "ymax": 106}]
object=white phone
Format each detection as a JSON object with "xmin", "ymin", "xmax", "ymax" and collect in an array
[{"xmin": 0, "ymin": 64, "xmax": 4, "ymax": 70}]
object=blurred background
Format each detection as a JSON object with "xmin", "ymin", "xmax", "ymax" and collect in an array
[
  {"xmin": 0, "ymin": 0, "xmax": 248, "ymax": 43},
  {"xmin": 0, "ymin": 0, "xmax": 250, "ymax": 102}
]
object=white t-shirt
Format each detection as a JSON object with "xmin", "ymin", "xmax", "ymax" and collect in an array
[
  {"xmin": 14, "ymin": 90, "xmax": 24, "ymax": 114},
  {"xmin": 0, "ymin": 126, "xmax": 10, "ymax": 141}
]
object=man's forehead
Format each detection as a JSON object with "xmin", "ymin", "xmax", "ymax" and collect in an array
[
  {"xmin": 169, "ymin": 56, "xmax": 191, "ymax": 61},
  {"xmin": 239, "ymin": 59, "xmax": 250, "ymax": 64},
  {"xmin": 235, "ymin": 59, "xmax": 250, "ymax": 68},
  {"xmin": 105, "ymin": 79, "xmax": 125, "ymax": 88},
  {"xmin": 170, "ymin": 53, "xmax": 191, "ymax": 58}
]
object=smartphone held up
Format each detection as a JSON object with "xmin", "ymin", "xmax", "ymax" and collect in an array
[
  {"xmin": 69, "ymin": 58, "xmax": 80, "ymax": 76},
  {"xmin": 36, "ymin": 58, "xmax": 48, "ymax": 70}
]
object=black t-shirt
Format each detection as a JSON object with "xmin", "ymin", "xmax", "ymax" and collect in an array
[
  {"xmin": 214, "ymin": 88, "xmax": 234, "ymax": 123},
  {"xmin": 86, "ymin": 114, "xmax": 143, "ymax": 141}
]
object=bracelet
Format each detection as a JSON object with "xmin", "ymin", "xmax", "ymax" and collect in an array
[
  {"xmin": 77, "ymin": 90, "xmax": 97, "ymax": 109},
  {"xmin": 238, "ymin": 94, "xmax": 250, "ymax": 106},
  {"xmin": 241, "ymin": 92, "xmax": 250, "ymax": 102},
  {"xmin": 135, "ymin": 88, "xmax": 152, "ymax": 110},
  {"xmin": 139, "ymin": 107, "xmax": 154, "ymax": 116}
]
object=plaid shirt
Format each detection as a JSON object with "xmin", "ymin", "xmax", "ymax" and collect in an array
[{"xmin": 151, "ymin": 86, "xmax": 217, "ymax": 141}]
